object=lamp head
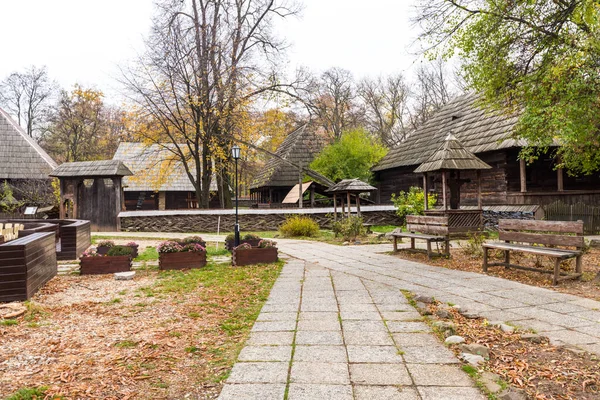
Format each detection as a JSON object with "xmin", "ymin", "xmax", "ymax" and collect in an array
[{"xmin": 231, "ymin": 145, "xmax": 241, "ymax": 160}]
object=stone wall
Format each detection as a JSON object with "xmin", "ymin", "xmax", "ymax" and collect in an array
[
  {"xmin": 120, "ymin": 210, "xmax": 402, "ymax": 233},
  {"xmin": 483, "ymin": 210, "xmax": 535, "ymax": 231}
]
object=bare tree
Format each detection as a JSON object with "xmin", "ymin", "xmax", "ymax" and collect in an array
[
  {"xmin": 0, "ymin": 66, "xmax": 57, "ymax": 138},
  {"xmin": 305, "ymin": 67, "xmax": 363, "ymax": 139},
  {"xmin": 409, "ymin": 58, "xmax": 456, "ymax": 130},
  {"xmin": 121, "ymin": 0, "xmax": 300, "ymax": 209},
  {"xmin": 359, "ymin": 74, "xmax": 410, "ymax": 146}
]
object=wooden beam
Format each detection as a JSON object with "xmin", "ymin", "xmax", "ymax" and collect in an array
[
  {"xmin": 477, "ymin": 170, "xmax": 482, "ymax": 209},
  {"xmin": 333, "ymin": 193, "xmax": 337, "ymax": 221},
  {"xmin": 356, "ymin": 193, "xmax": 361, "ymax": 216},
  {"xmin": 557, "ymin": 167, "xmax": 564, "ymax": 192},
  {"xmin": 423, "ymin": 173, "xmax": 429, "ymax": 211},
  {"xmin": 442, "ymin": 171, "xmax": 447, "ymax": 210},
  {"xmin": 520, "ymin": 158, "xmax": 527, "ymax": 193},
  {"xmin": 298, "ymin": 163, "xmax": 303, "ymax": 209},
  {"xmin": 347, "ymin": 192, "xmax": 351, "ymax": 218}
]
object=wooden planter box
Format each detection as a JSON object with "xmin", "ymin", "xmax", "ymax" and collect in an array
[
  {"xmin": 80, "ymin": 256, "xmax": 132, "ymax": 275},
  {"xmin": 159, "ymin": 251, "xmax": 207, "ymax": 270},
  {"xmin": 225, "ymin": 239, "xmax": 261, "ymax": 251},
  {"xmin": 232, "ymin": 247, "xmax": 278, "ymax": 266},
  {"xmin": 128, "ymin": 245, "xmax": 139, "ymax": 258}
]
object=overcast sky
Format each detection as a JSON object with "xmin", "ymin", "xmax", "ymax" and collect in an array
[{"xmin": 0, "ymin": 0, "xmax": 425, "ymax": 103}]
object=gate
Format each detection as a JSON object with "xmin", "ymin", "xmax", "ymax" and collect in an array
[{"xmin": 544, "ymin": 201, "xmax": 600, "ymax": 235}]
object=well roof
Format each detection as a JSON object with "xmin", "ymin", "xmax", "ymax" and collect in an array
[
  {"xmin": 113, "ymin": 142, "xmax": 218, "ymax": 192},
  {"xmin": 0, "ymin": 107, "xmax": 57, "ymax": 179},
  {"xmin": 326, "ymin": 179, "xmax": 377, "ymax": 193},
  {"xmin": 250, "ymin": 124, "xmax": 332, "ymax": 189},
  {"xmin": 372, "ymin": 93, "xmax": 522, "ymax": 172},
  {"xmin": 50, "ymin": 160, "xmax": 133, "ymax": 178},
  {"xmin": 414, "ymin": 134, "xmax": 492, "ymax": 173}
]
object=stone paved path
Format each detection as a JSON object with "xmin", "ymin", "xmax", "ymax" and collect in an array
[{"xmin": 219, "ymin": 257, "xmax": 485, "ymax": 400}]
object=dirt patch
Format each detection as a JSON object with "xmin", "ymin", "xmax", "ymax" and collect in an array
[
  {"xmin": 393, "ymin": 244, "xmax": 600, "ymax": 301},
  {"xmin": 0, "ymin": 263, "xmax": 281, "ymax": 399},
  {"xmin": 426, "ymin": 302, "xmax": 600, "ymax": 399}
]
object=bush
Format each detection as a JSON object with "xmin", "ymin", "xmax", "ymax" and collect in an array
[
  {"xmin": 225, "ymin": 233, "xmax": 235, "ymax": 242},
  {"xmin": 461, "ymin": 232, "xmax": 485, "ymax": 258},
  {"xmin": 97, "ymin": 240, "xmax": 116, "ymax": 248},
  {"xmin": 181, "ymin": 236, "xmax": 204, "ymax": 244},
  {"xmin": 243, "ymin": 233, "xmax": 261, "ymax": 240},
  {"xmin": 391, "ymin": 187, "xmax": 437, "ymax": 221},
  {"xmin": 181, "ymin": 243, "xmax": 206, "ymax": 252},
  {"xmin": 258, "ymin": 239, "xmax": 277, "ymax": 248},
  {"xmin": 106, "ymin": 245, "xmax": 133, "ymax": 257},
  {"xmin": 332, "ymin": 216, "xmax": 366, "ymax": 241},
  {"xmin": 279, "ymin": 216, "xmax": 320, "ymax": 237}
]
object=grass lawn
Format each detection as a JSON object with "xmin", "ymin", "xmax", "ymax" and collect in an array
[{"xmin": 1, "ymin": 260, "xmax": 282, "ymax": 399}]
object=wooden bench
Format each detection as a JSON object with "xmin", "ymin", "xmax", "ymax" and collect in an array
[
  {"xmin": 482, "ymin": 219, "xmax": 584, "ymax": 286},
  {"xmin": 390, "ymin": 215, "xmax": 450, "ymax": 259}
]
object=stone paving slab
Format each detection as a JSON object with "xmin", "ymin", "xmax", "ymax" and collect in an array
[{"xmin": 218, "ymin": 258, "xmax": 479, "ymax": 399}]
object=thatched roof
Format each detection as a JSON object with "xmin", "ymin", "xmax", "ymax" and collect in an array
[
  {"xmin": 50, "ymin": 160, "xmax": 133, "ymax": 178},
  {"xmin": 250, "ymin": 124, "xmax": 333, "ymax": 189},
  {"xmin": 113, "ymin": 142, "xmax": 218, "ymax": 192},
  {"xmin": 327, "ymin": 179, "xmax": 377, "ymax": 193},
  {"xmin": 373, "ymin": 94, "xmax": 522, "ymax": 172},
  {"xmin": 414, "ymin": 134, "xmax": 492, "ymax": 173},
  {"xmin": 0, "ymin": 107, "xmax": 57, "ymax": 179}
]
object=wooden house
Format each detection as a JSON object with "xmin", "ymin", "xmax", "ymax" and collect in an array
[
  {"xmin": 0, "ymin": 107, "xmax": 57, "ymax": 184},
  {"xmin": 113, "ymin": 143, "xmax": 218, "ymax": 210},
  {"xmin": 250, "ymin": 124, "xmax": 333, "ymax": 205},
  {"xmin": 372, "ymin": 94, "xmax": 600, "ymax": 207}
]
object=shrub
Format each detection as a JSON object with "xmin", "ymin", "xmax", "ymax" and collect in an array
[
  {"xmin": 225, "ymin": 233, "xmax": 235, "ymax": 242},
  {"xmin": 258, "ymin": 239, "xmax": 277, "ymax": 248},
  {"xmin": 106, "ymin": 245, "xmax": 133, "ymax": 257},
  {"xmin": 97, "ymin": 240, "xmax": 116, "ymax": 248},
  {"xmin": 234, "ymin": 243, "xmax": 252, "ymax": 250},
  {"xmin": 461, "ymin": 232, "xmax": 485, "ymax": 258},
  {"xmin": 243, "ymin": 233, "xmax": 261, "ymax": 240},
  {"xmin": 332, "ymin": 216, "xmax": 366, "ymax": 241},
  {"xmin": 181, "ymin": 243, "xmax": 206, "ymax": 252},
  {"xmin": 181, "ymin": 236, "xmax": 204, "ymax": 244},
  {"xmin": 279, "ymin": 215, "xmax": 320, "ymax": 237},
  {"xmin": 157, "ymin": 241, "xmax": 183, "ymax": 253},
  {"xmin": 391, "ymin": 187, "xmax": 437, "ymax": 222}
]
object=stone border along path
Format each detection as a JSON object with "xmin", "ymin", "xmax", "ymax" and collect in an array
[{"xmin": 219, "ymin": 257, "xmax": 485, "ymax": 400}]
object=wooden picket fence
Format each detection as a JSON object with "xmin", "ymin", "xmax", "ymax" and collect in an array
[{"xmin": 544, "ymin": 201, "xmax": 600, "ymax": 235}]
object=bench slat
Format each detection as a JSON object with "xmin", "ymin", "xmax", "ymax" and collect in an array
[
  {"xmin": 483, "ymin": 242, "xmax": 581, "ymax": 259},
  {"xmin": 499, "ymin": 219, "xmax": 584, "ymax": 234},
  {"xmin": 406, "ymin": 215, "xmax": 448, "ymax": 225},
  {"xmin": 499, "ymin": 231, "xmax": 585, "ymax": 248},
  {"xmin": 391, "ymin": 232, "xmax": 446, "ymax": 241},
  {"xmin": 406, "ymin": 223, "xmax": 449, "ymax": 236}
]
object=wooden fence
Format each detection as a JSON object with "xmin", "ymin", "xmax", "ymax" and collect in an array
[{"xmin": 544, "ymin": 201, "xmax": 600, "ymax": 235}]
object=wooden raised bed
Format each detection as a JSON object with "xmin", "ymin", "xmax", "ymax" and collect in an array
[
  {"xmin": 80, "ymin": 256, "xmax": 132, "ymax": 275},
  {"xmin": 0, "ymin": 232, "xmax": 57, "ymax": 302},
  {"xmin": 232, "ymin": 247, "xmax": 278, "ymax": 266},
  {"xmin": 159, "ymin": 251, "xmax": 207, "ymax": 270}
]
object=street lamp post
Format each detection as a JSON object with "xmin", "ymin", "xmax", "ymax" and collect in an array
[{"xmin": 232, "ymin": 145, "xmax": 241, "ymax": 247}]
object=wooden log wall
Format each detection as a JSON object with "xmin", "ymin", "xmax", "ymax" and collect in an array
[
  {"xmin": 0, "ymin": 232, "xmax": 57, "ymax": 303},
  {"xmin": 121, "ymin": 210, "xmax": 402, "ymax": 233}
]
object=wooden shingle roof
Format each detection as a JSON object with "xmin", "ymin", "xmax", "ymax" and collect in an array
[
  {"xmin": 250, "ymin": 124, "xmax": 331, "ymax": 189},
  {"xmin": 113, "ymin": 142, "xmax": 217, "ymax": 192},
  {"xmin": 0, "ymin": 107, "xmax": 57, "ymax": 179},
  {"xmin": 326, "ymin": 179, "xmax": 377, "ymax": 193},
  {"xmin": 372, "ymin": 94, "xmax": 522, "ymax": 172},
  {"xmin": 414, "ymin": 134, "xmax": 492, "ymax": 173},
  {"xmin": 50, "ymin": 160, "xmax": 133, "ymax": 177}
]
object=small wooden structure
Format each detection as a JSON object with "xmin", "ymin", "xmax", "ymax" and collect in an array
[
  {"xmin": 327, "ymin": 179, "xmax": 377, "ymax": 220},
  {"xmin": 51, "ymin": 160, "xmax": 133, "ymax": 232},
  {"xmin": 414, "ymin": 134, "xmax": 491, "ymax": 234}
]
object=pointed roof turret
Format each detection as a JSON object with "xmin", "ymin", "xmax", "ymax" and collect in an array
[{"xmin": 413, "ymin": 133, "xmax": 492, "ymax": 173}]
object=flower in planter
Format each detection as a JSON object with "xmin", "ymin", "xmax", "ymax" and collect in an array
[
  {"xmin": 243, "ymin": 233, "xmax": 262, "ymax": 240},
  {"xmin": 81, "ymin": 248, "xmax": 100, "ymax": 257},
  {"xmin": 258, "ymin": 239, "xmax": 277, "ymax": 248},
  {"xmin": 181, "ymin": 243, "xmax": 206, "ymax": 252},
  {"xmin": 126, "ymin": 241, "xmax": 138, "ymax": 247},
  {"xmin": 97, "ymin": 240, "xmax": 115, "ymax": 248},
  {"xmin": 158, "ymin": 241, "xmax": 184, "ymax": 253},
  {"xmin": 106, "ymin": 245, "xmax": 134, "ymax": 257},
  {"xmin": 234, "ymin": 243, "xmax": 252, "ymax": 250}
]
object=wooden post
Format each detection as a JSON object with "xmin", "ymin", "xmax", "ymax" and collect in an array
[
  {"xmin": 310, "ymin": 186, "xmax": 315, "ymax": 207},
  {"xmin": 356, "ymin": 193, "xmax": 361, "ymax": 216},
  {"xmin": 59, "ymin": 179, "xmax": 66, "ymax": 219},
  {"xmin": 557, "ymin": 167, "xmax": 564, "ymax": 192},
  {"xmin": 520, "ymin": 158, "xmax": 527, "ymax": 193},
  {"xmin": 442, "ymin": 171, "xmax": 447, "ymax": 210},
  {"xmin": 347, "ymin": 192, "xmax": 351, "ymax": 217},
  {"xmin": 298, "ymin": 163, "xmax": 303, "ymax": 209},
  {"xmin": 333, "ymin": 193, "xmax": 337, "ymax": 221},
  {"xmin": 341, "ymin": 197, "xmax": 345, "ymax": 216},
  {"xmin": 423, "ymin": 173, "xmax": 429, "ymax": 211},
  {"xmin": 477, "ymin": 170, "xmax": 482, "ymax": 209}
]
